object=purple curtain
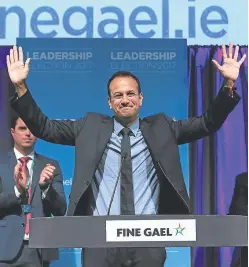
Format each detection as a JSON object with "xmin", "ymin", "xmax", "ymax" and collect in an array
[
  {"xmin": 189, "ymin": 46, "xmax": 248, "ymax": 267},
  {"xmin": 0, "ymin": 46, "xmax": 14, "ymax": 163}
]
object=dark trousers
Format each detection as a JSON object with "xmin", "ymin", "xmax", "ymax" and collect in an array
[
  {"xmin": 0, "ymin": 242, "xmax": 49, "ymax": 267},
  {"xmin": 82, "ymin": 247, "xmax": 166, "ymax": 267}
]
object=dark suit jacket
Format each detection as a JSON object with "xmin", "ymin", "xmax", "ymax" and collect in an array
[
  {"xmin": 10, "ymin": 87, "xmax": 239, "ymax": 216},
  {"xmin": 229, "ymin": 172, "xmax": 248, "ymax": 267},
  {"xmin": 0, "ymin": 151, "xmax": 67, "ymax": 262},
  {"xmin": 229, "ymin": 172, "xmax": 248, "ymax": 216}
]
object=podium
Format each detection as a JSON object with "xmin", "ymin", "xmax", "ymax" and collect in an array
[{"xmin": 29, "ymin": 215, "xmax": 248, "ymax": 248}]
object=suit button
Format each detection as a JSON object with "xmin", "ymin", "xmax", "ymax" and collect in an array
[
  {"xmin": 22, "ymin": 223, "xmax": 25, "ymax": 227},
  {"xmin": 86, "ymin": 181, "xmax": 90, "ymax": 186}
]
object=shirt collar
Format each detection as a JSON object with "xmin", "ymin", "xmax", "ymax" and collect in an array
[
  {"xmin": 13, "ymin": 147, "xmax": 35, "ymax": 161},
  {"xmin": 114, "ymin": 117, "xmax": 140, "ymax": 137}
]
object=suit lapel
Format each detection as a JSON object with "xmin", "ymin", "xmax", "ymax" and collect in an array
[
  {"xmin": 30, "ymin": 153, "xmax": 43, "ymax": 202},
  {"xmin": 140, "ymin": 119, "xmax": 161, "ymax": 162},
  {"xmin": 8, "ymin": 151, "xmax": 17, "ymax": 171},
  {"xmin": 96, "ymin": 117, "xmax": 113, "ymax": 165},
  {"xmin": 7, "ymin": 151, "xmax": 17, "ymax": 188}
]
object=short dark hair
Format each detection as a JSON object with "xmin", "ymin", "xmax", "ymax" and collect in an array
[
  {"xmin": 107, "ymin": 71, "xmax": 141, "ymax": 97},
  {"xmin": 10, "ymin": 113, "xmax": 20, "ymax": 129}
]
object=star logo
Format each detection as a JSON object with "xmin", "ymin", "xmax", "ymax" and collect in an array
[{"xmin": 174, "ymin": 223, "xmax": 185, "ymax": 236}]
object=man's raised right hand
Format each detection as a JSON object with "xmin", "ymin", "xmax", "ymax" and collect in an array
[{"xmin": 6, "ymin": 46, "xmax": 30, "ymax": 96}]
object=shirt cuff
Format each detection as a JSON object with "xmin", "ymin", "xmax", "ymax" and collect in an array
[
  {"xmin": 14, "ymin": 186, "xmax": 22, "ymax": 198},
  {"xmin": 223, "ymin": 85, "xmax": 240, "ymax": 101},
  {"xmin": 41, "ymin": 185, "xmax": 50, "ymax": 199}
]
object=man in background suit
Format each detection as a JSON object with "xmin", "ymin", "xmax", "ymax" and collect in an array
[
  {"xmin": 0, "ymin": 116, "xmax": 67, "ymax": 267},
  {"xmin": 229, "ymin": 172, "xmax": 248, "ymax": 267},
  {"xmin": 6, "ymin": 44, "xmax": 246, "ymax": 267}
]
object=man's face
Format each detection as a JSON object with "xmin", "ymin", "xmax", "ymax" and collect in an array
[
  {"xmin": 11, "ymin": 118, "xmax": 37, "ymax": 150},
  {"xmin": 108, "ymin": 76, "xmax": 143, "ymax": 122}
]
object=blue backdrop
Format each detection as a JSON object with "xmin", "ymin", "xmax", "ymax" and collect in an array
[{"xmin": 17, "ymin": 38, "xmax": 189, "ymax": 267}]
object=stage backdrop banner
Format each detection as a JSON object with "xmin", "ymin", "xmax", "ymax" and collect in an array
[
  {"xmin": 17, "ymin": 38, "xmax": 189, "ymax": 267},
  {"xmin": 1, "ymin": 0, "xmax": 248, "ymax": 45}
]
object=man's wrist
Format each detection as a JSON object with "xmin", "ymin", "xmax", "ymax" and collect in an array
[
  {"xmin": 224, "ymin": 79, "xmax": 235, "ymax": 91},
  {"xmin": 39, "ymin": 182, "xmax": 50, "ymax": 191},
  {"xmin": 223, "ymin": 79, "xmax": 237, "ymax": 98},
  {"xmin": 14, "ymin": 82, "xmax": 28, "ymax": 97}
]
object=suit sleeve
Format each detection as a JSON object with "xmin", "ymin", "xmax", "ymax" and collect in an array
[
  {"xmin": 166, "ymin": 87, "xmax": 240, "ymax": 145},
  {"xmin": 228, "ymin": 175, "xmax": 248, "ymax": 216},
  {"xmin": 10, "ymin": 90, "xmax": 87, "ymax": 146},
  {"xmin": 0, "ymin": 175, "xmax": 22, "ymax": 217},
  {"xmin": 41, "ymin": 161, "xmax": 67, "ymax": 216}
]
